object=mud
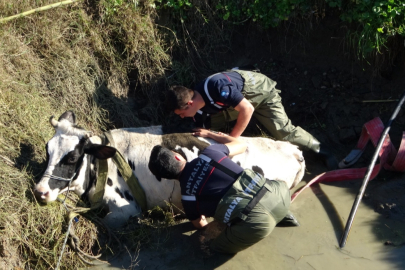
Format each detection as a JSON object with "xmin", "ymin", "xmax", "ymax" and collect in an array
[{"xmin": 89, "ymin": 169, "xmax": 405, "ymax": 270}]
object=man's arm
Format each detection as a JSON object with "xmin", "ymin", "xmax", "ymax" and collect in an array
[
  {"xmin": 229, "ymin": 98, "xmax": 254, "ymax": 138},
  {"xmin": 192, "ymin": 128, "xmax": 247, "ymax": 157},
  {"xmin": 191, "ymin": 215, "xmax": 208, "ymax": 229}
]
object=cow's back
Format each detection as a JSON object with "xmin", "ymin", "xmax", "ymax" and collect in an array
[{"xmin": 233, "ymin": 137, "xmax": 305, "ymax": 189}]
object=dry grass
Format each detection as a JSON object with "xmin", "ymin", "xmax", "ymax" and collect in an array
[
  {"xmin": 0, "ymin": 0, "xmax": 234, "ymax": 268},
  {"xmin": 0, "ymin": 162, "xmax": 101, "ymax": 269},
  {"xmin": 0, "ymin": 0, "xmax": 173, "ymax": 268}
]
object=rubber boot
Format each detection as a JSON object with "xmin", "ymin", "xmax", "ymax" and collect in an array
[
  {"xmin": 311, "ymin": 139, "xmax": 339, "ymax": 171},
  {"xmin": 277, "ymin": 211, "xmax": 300, "ymax": 227}
]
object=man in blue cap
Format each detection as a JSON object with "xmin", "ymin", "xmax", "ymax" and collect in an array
[{"xmin": 166, "ymin": 68, "xmax": 338, "ymax": 170}]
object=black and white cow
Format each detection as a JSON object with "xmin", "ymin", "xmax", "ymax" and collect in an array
[{"xmin": 34, "ymin": 111, "xmax": 305, "ymax": 228}]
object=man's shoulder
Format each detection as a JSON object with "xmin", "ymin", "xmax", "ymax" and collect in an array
[
  {"xmin": 211, "ymin": 71, "xmax": 242, "ymax": 83},
  {"xmin": 202, "ymin": 144, "xmax": 229, "ymax": 156}
]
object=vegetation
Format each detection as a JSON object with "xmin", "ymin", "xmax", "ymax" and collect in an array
[
  {"xmin": 0, "ymin": 0, "xmax": 170, "ymax": 268},
  {"xmin": 156, "ymin": 0, "xmax": 405, "ymax": 62},
  {"xmin": 329, "ymin": 0, "xmax": 405, "ymax": 57},
  {"xmin": 0, "ymin": 0, "xmax": 404, "ymax": 269}
]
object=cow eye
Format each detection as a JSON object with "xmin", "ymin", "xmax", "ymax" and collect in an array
[{"xmin": 68, "ymin": 155, "xmax": 79, "ymax": 163}]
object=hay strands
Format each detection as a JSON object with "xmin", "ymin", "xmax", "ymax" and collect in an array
[
  {"xmin": 0, "ymin": 0, "xmax": 81, "ymax": 24},
  {"xmin": 55, "ymin": 196, "xmax": 124, "ymax": 268},
  {"xmin": 55, "ymin": 210, "xmax": 111, "ymax": 269}
]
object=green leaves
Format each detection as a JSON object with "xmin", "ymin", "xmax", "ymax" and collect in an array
[
  {"xmin": 156, "ymin": 0, "xmax": 192, "ymax": 10},
  {"xmin": 212, "ymin": 0, "xmax": 308, "ymax": 28},
  {"xmin": 154, "ymin": 0, "xmax": 192, "ymax": 21},
  {"xmin": 325, "ymin": 0, "xmax": 405, "ymax": 58},
  {"xmin": 154, "ymin": 0, "xmax": 405, "ymax": 58}
]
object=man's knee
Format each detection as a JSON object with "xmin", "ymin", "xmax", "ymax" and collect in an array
[{"xmin": 210, "ymin": 212, "xmax": 275, "ymax": 254}]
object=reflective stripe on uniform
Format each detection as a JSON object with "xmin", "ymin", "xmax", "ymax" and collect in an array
[
  {"xmin": 198, "ymin": 154, "xmax": 211, "ymax": 163},
  {"xmin": 182, "ymin": 195, "xmax": 196, "ymax": 201},
  {"xmin": 196, "ymin": 109, "xmax": 209, "ymax": 116},
  {"xmin": 204, "ymin": 73, "xmax": 224, "ymax": 109}
]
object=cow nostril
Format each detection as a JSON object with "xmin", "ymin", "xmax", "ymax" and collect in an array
[{"xmin": 34, "ymin": 189, "xmax": 49, "ymax": 199}]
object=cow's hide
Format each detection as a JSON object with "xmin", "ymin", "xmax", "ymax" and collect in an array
[{"xmin": 34, "ymin": 111, "xmax": 305, "ymax": 228}]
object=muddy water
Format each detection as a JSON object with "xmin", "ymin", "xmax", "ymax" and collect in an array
[{"xmin": 89, "ymin": 175, "xmax": 405, "ymax": 270}]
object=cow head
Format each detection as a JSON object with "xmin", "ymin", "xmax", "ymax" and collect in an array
[{"xmin": 34, "ymin": 111, "xmax": 115, "ymax": 203}]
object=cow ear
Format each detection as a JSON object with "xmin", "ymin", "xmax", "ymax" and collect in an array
[
  {"xmin": 58, "ymin": 110, "xmax": 76, "ymax": 125},
  {"xmin": 84, "ymin": 144, "xmax": 116, "ymax": 159}
]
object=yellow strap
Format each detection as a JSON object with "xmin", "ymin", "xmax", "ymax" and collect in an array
[
  {"xmin": 95, "ymin": 131, "xmax": 147, "ymax": 212},
  {"xmin": 91, "ymin": 158, "xmax": 108, "ymax": 206},
  {"xmin": 112, "ymin": 150, "xmax": 147, "ymax": 212}
]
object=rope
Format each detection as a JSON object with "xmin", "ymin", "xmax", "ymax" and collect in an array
[
  {"xmin": 54, "ymin": 189, "xmax": 107, "ymax": 268},
  {"xmin": 55, "ymin": 214, "xmax": 74, "ymax": 270}
]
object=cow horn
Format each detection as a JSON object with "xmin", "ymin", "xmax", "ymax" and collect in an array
[{"xmin": 49, "ymin": 116, "xmax": 59, "ymax": 128}]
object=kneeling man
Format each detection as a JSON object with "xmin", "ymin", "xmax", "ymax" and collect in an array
[{"xmin": 148, "ymin": 129, "xmax": 292, "ymax": 253}]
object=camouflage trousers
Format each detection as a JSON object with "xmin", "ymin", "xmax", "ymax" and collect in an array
[{"xmin": 211, "ymin": 169, "xmax": 290, "ymax": 254}]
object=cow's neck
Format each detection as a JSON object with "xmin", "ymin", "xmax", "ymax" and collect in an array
[
  {"xmin": 80, "ymin": 134, "xmax": 108, "ymax": 201},
  {"xmin": 79, "ymin": 154, "xmax": 97, "ymax": 200}
]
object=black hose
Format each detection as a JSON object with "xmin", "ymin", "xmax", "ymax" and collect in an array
[{"xmin": 339, "ymin": 91, "xmax": 405, "ymax": 248}]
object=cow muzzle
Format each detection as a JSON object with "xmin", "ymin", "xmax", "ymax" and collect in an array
[{"xmin": 34, "ymin": 187, "xmax": 51, "ymax": 202}]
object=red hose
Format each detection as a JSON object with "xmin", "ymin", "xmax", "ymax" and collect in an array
[{"xmin": 292, "ymin": 117, "xmax": 405, "ymax": 203}]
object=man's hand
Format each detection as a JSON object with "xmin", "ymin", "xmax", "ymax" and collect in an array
[
  {"xmin": 192, "ymin": 128, "xmax": 247, "ymax": 157},
  {"xmin": 192, "ymin": 128, "xmax": 225, "ymax": 137},
  {"xmin": 191, "ymin": 215, "xmax": 208, "ymax": 229}
]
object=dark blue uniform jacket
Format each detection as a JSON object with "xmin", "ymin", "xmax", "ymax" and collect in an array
[{"xmin": 179, "ymin": 144, "xmax": 243, "ymax": 220}]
